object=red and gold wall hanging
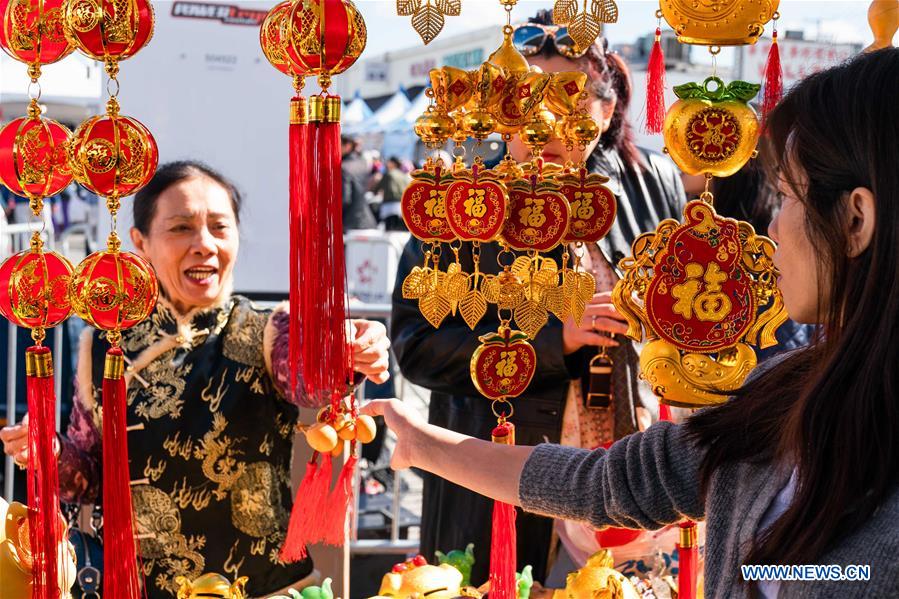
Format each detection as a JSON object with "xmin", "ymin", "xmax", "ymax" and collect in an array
[
  {"xmin": 0, "ymin": 3, "xmax": 76, "ymax": 595},
  {"xmin": 398, "ymin": 2, "xmax": 619, "ymax": 597},
  {"xmin": 63, "ymin": 3, "xmax": 159, "ymax": 597},
  {"xmin": 616, "ymin": 5, "xmax": 786, "ymax": 595},
  {"xmin": 260, "ymin": 0, "xmax": 370, "ymax": 561}
]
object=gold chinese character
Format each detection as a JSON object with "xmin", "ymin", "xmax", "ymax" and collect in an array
[
  {"xmin": 424, "ymin": 189, "xmax": 447, "ymax": 218},
  {"xmin": 464, "ymin": 189, "xmax": 488, "ymax": 218},
  {"xmin": 571, "ymin": 191, "xmax": 595, "ymax": 220},
  {"xmin": 671, "ymin": 262, "xmax": 732, "ymax": 322},
  {"xmin": 495, "ymin": 350, "xmax": 519, "ymax": 377},
  {"xmin": 518, "ymin": 196, "xmax": 547, "ymax": 227}
]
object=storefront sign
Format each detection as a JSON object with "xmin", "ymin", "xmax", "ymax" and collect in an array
[{"xmin": 171, "ymin": 2, "xmax": 268, "ymax": 27}]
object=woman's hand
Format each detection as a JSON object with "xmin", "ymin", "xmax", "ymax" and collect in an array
[
  {"xmin": 0, "ymin": 415, "xmax": 29, "ymax": 467},
  {"xmin": 351, "ymin": 319, "xmax": 391, "ymax": 385},
  {"xmin": 562, "ymin": 291, "xmax": 630, "ymax": 354},
  {"xmin": 362, "ymin": 398, "xmax": 532, "ymax": 506},
  {"xmin": 361, "ymin": 398, "xmax": 425, "ymax": 471}
]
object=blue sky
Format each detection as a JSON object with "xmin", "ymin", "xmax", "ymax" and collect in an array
[{"xmin": 357, "ymin": 0, "xmax": 874, "ymax": 58}]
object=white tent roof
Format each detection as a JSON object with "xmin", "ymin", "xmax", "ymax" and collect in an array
[
  {"xmin": 384, "ymin": 88, "xmax": 430, "ymax": 132},
  {"xmin": 358, "ymin": 88, "xmax": 412, "ymax": 133},
  {"xmin": 342, "ymin": 93, "xmax": 373, "ymax": 128}
]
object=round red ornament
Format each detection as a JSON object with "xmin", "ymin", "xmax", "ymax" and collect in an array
[
  {"xmin": 69, "ymin": 242, "xmax": 158, "ymax": 331},
  {"xmin": 645, "ymin": 201, "xmax": 755, "ymax": 353},
  {"xmin": 0, "ymin": 107, "xmax": 72, "ymax": 201},
  {"xmin": 260, "ymin": 0, "xmax": 295, "ymax": 76},
  {"xmin": 557, "ymin": 168, "xmax": 617, "ymax": 244},
  {"xmin": 401, "ymin": 164, "xmax": 455, "ymax": 243},
  {"xmin": 501, "ymin": 177, "xmax": 570, "ymax": 252},
  {"xmin": 0, "ymin": 0, "xmax": 73, "ymax": 66},
  {"xmin": 444, "ymin": 165, "xmax": 507, "ymax": 242},
  {"xmin": 69, "ymin": 103, "xmax": 158, "ymax": 199},
  {"xmin": 62, "ymin": 0, "xmax": 154, "ymax": 63},
  {"xmin": 285, "ymin": 0, "xmax": 366, "ymax": 80},
  {"xmin": 470, "ymin": 328, "xmax": 536, "ymax": 400},
  {"xmin": 0, "ymin": 239, "xmax": 73, "ymax": 331}
]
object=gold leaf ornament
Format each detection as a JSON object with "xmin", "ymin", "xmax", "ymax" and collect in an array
[
  {"xmin": 397, "ymin": 0, "xmax": 422, "ymax": 17},
  {"xmin": 515, "ymin": 299, "xmax": 549, "ymax": 339},
  {"xmin": 460, "ymin": 290, "xmax": 488, "ymax": 330},
  {"xmin": 553, "ymin": 0, "xmax": 578, "ymax": 25},
  {"xmin": 420, "ymin": 289, "xmax": 452, "ymax": 328},
  {"xmin": 402, "ymin": 266, "xmax": 428, "ymax": 299},
  {"xmin": 403, "ymin": 0, "xmax": 460, "ymax": 45},
  {"xmin": 591, "ymin": 0, "xmax": 618, "ymax": 23},
  {"xmin": 567, "ymin": 11, "xmax": 602, "ymax": 51},
  {"xmin": 434, "ymin": 0, "xmax": 461, "ymax": 17}
]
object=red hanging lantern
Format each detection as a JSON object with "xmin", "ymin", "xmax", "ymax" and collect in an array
[
  {"xmin": 0, "ymin": 103, "xmax": 72, "ymax": 204},
  {"xmin": 0, "ymin": 242, "xmax": 72, "ymax": 330},
  {"xmin": 62, "ymin": 0, "xmax": 154, "ymax": 63},
  {"xmin": 69, "ymin": 242, "xmax": 158, "ymax": 332},
  {"xmin": 68, "ymin": 99, "xmax": 158, "ymax": 202},
  {"xmin": 0, "ymin": 233, "xmax": 73, "ymax": 599},
  {"xmin": 0, "ymin": 0, "xmax": 73, "ymax": 68},
  {"xmin": 261, "ymin": 0, "xmax": 367, "ymax": 562},
  {"xmin": 69, "ymin": 234, "xmax": 157, "ymax": 599}
]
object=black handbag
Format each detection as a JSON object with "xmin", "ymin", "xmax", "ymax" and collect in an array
[{"xmin": 64, "ymin": 503, "xmax": 103, "ymax": 599}]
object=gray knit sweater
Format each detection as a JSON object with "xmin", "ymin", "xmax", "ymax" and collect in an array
[{"xmin": 519, "ymin": 421, "xmax": 899, "ymax": 598}]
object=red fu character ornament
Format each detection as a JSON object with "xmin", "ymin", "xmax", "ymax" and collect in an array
[
  {"xmin": 261, "ymin": 0, "xmax": 368, "ymax": 561},
  {"xmin": 470, "ymin": 326, "xmax": 536, "ymax": 599}
]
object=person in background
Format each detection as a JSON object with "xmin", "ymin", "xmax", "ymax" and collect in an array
[
  {"xmin": 391, "ymin": 9, "xmax": 685, "ymax": 586},
  {"xmin": 1, "ymin": 161, "xmax": 391, "ymax": 598},
  {"xmin": 342, "ymin": 135, "xmax": 378, "ymax": 231},
  {"xmin": 375, "ymin": 156, "xmax": 411, "ymax": 231}
]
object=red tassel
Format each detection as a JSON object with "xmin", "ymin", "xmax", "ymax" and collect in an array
[
  {"xmin": 489, "ymin": 422, "xmax": 517, "ymax": 599},
  {"xmin": 289, "ymin": 96, "xmax": 309, "ymax": 402},
  {"xmin": 322, "ymin": 454, "xmax": 358, "ymax": 546},
  {"xmin": 101, "ymin": 347, "xmax": 141, "ymax": 598},
  {"xmin": 281, "ymin": 454, "xmax": 333, "ymax": 562},
  {"xmin": 659, "ymin": 403, "xmax": 672, "ymax": 422},
  {"xmin": 300, "ymin": 95, "xmax": 353, "ymax": 404},
  {"xmin": 25, "ymin": 346, "xmax": 61, "ymax": 599},
  {"xmin": 645, "ymin": 27, "xmax": 667, "ymax": 134},
  {"xmin": 762, "ymin": 30, "xmax": 782, "ymax": 120},
  {"xmin": 677, "ymin": 521, "xmax": 699, "ymax": 599}
]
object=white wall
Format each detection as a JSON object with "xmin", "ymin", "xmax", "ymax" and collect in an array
[{"xmin": 113, "ymin": 0, "xmax": 295, "ymax": 294}]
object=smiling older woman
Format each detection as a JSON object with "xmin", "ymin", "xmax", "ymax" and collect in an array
[{"xmin": 1, "ymin": 161, "xmax": 391, "ymax": 599}]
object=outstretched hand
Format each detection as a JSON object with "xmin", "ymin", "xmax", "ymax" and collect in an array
[{"xmin": 361, "ymin": 398, "xmax": 424, "ymax": 471}]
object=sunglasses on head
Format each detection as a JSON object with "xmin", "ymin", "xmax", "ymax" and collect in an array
[{"xmin": 512, "ymin": 23, "xmax": 596, "ymax": 59}]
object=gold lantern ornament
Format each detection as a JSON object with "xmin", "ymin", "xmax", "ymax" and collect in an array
[{"xmin": 659, "ymin": 0, "xmax": 779, "ymax": 46}]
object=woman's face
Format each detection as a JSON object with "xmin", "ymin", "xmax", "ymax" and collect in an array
[
  {"xmin": 768, "ymin": 171, "xmax": 821, "ymax": 324},
  {"xmin": 131, "ymin": 175, "xmax": 239, "ymax": 314},
  {"xmin": 506, "ymin": 54, "xmax": 613, "ymax": 165}
]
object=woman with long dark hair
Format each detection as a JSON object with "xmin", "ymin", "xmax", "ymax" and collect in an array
[
  {"xmin": 390, "ymin": 10, "xmax": 685, "ymax": 584},
  {"xmin": 379, "ymin": 48, "xmax": 899, "ymax": 597}
]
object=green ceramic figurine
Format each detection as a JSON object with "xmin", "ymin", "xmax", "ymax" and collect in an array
[{"xmin": 435, "ymin": 543, "xmax": 476, "ymax": 587}]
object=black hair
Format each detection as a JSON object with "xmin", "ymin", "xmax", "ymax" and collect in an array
[
  {"xmin": 528, "ymin": 9, "xmax": 642, "ymax": 169},
  {"xmin": 133, "ymin": 161, "xmax": 242, "ymax": 235}
]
